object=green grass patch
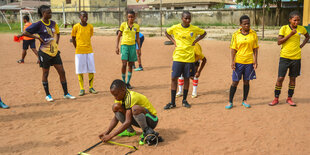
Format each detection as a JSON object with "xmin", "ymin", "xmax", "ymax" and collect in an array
[{"xmin": 0, "ymin": 23, "xmax": 22, "ymax": 33}]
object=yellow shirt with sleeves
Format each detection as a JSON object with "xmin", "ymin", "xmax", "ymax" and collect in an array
[
  {"xmin": 120, "ymin": 22, "xmax": 140, "ymax": 45},
  {"xmin": 114, "ymin": 90, "xmax": 157, "ymax": 116},
  {"xmin": 71, "ymin": 23, "xmax": 93, "ymax": 54},
  {"xmin": 166, "ymin": 24, "xmax": 205, "ymax": 63},
  {"xmin": 230, "ymin": 28, "xmax": 259, "ymax": 64},
  {"xmin": 279, "ymin": 25, "xmax": 307, "ymax": 60},
  {"xmin": 194, "ymin": 43, "xmax": 205, "ymax": 62}
]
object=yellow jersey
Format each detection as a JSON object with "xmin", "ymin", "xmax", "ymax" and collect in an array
[
  {"xmin": 279, "ymin": 25, "xmax": 307, "ymax": 60},
  {"xmin": 166, "ymin": 24, "xmax": 205, "ymax": 63},
  {"xmin": 71, "ymin": 23, "xmax": 94, "ymax": 54},
  {"xmin": 115, "ymin": 90, "xmax": 157, "ymax": 116},
  {"xmin": 120, "ymin": 22, "xmax": 140, "ymax": 45},
  {"xmin": 230, "ymin": 28, "xmax": 259, "ymax": 64},
  {"xmin": 194, "ymin": 43, "xmax": 205, "ymax": 62}
]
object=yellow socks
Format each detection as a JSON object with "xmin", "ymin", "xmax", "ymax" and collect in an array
[
  {"xmin": 88, "ymin": 73, "xmax": 94, "ymax": 89},
  {"xmin": 78, "ymin": 74, "xmax": 84, "ymax": 90}
]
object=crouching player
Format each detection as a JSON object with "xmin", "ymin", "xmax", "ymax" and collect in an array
[
  {"xmin": 99, "ymin": 79, "xmax": 163, "ymax": 146},
  {"xmin": 176, "ymin": 43, "xmax": 207, "ymax": 98}
]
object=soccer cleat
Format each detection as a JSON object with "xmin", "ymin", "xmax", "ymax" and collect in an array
[
  {"xmin": 45, "ymin": 95, "xmax": 54, "ymax": 102},
  {"xmin": 134, "ymin": 67, "xmax": 143, "ymax": 71},
  {"xmin": 269, "ymin": 98, "xmax": 279, "ymax": 106},
  {"xmin": 176, "ymin": 91, "xmax": 182, "ymax": 97},
  {"xmin": 89, "ymin": 88, "xmax": 98, "ymax": 94},
  {"xmin": 117, "ymin": 130, "xmax": 136, "ymax": 137},
  {"xmin": 64, "ymin": 93, "xmax": 76, "ymax": 99},
  {"xmin": 242, "ymin": 101, "xmax": 251, "ymax": 108},
  {"xmin": 191, "ymin": 92, "xmax": 198, "ymax": 98},
  {"xmin": 126, "ymin": 83, "xmax": 133, "ymax": 89},
  {"xmin": 225, "ymin": 102, "xmax": 233, "ymax": 109},
  {"xmin": 286, "ymin": 97, "xmax": 296, "ymax": 106},
  {"xmin": 0, "ymin": 101, "xmax": 9, "ymax": 109},
  {"xmin": 139, "ymin": 133, "xmax": 145, "ymax": 145},
  {"xmin": 79, "ymin": 90, "xmax": 85, "ymax": 96},
  {"xmin": 182, "ymin": 100, "xmax": 191, "ymax": 108},
  {"xmin": 17, "ymin": 59, "xmax": 24, "ymax": 64},
  {"xmin": 164, "ymin": 102, "xmax": 176, "ymax": 110}
]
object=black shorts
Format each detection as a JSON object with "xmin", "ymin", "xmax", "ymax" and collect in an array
[
  {"xmin": 278, "ymin": 57, "xmax": 301, "ymax": 77},
  {"xmin": 38, "ymin": 50, "xmax": 63, "ymax": 69},
  {"xmin": 131, "ymin": 109, "xmax": 158, "ymax": 129},
  {"xmin": 23, "ymin": 39, "xmax": 36, "ymax": 50},
  {"xmin": 172, "ymin": 61, "xmax": 195, "ymax": 78}
]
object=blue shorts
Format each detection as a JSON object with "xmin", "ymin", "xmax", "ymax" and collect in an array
[
  {"xmin": 232, "ymin": 63, "xmax": 256, "ymax": 81},
  {"xmin": 136, "ymin": 36, "xmax": 144, "ymax": 50},
  {"xmin": 172, "ymin": 61, "xmax": 195, "ymax": 78}
]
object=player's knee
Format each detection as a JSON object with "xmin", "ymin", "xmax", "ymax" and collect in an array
[
  {"xmin": 131, "ymin": 105, "xmax": 143, "ymax": 115},
  {"xmin": 112, "ymin": 103, "xmax": 122, "ymax": 112},
  {"xmin": 43, "ymin": 72, "xmax": 49, "ymax": 78},
  {"xmin": 232, "ymin": 81, "xmax": 239, "ymax": 87},
  {"xmin": 277, "ymin": 77, "xmax": 285, "ymax": 82},
  {"xmin": 243, "ymin": 80, "xmax": 249, "ymax": 85}
]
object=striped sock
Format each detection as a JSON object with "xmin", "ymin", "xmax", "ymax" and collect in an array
[
  {"xmin": 288, "ymin": 85, "xmax": 295, "ymax": 97},
  {"xmin": 122, "ymin": 73, "xmax": 126, "ymax": 83},
  {"xmin": 127, "ymin": 72, "xmax": 132, "ymax": 84},
  {"xmin": 275, "ymin": 85, "xmax": 282, "ymax": 98}
]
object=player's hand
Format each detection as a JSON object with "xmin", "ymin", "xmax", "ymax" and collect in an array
[
  {"xmin": 100, "ymin": 134, "xmax": 112, "ymax": 142},
  {"xmin": 231, "ymin": 62, "xmax": 236, "ymax": 70},
  {"xmin": 36, "ymin": 37, "xmax": 44, "ymax": 44},
  {"xmin": 253, "ymin": 62, "xmax": 258, "ymax": 70},
  {"xmin": 116, "ymin": 48, "xmax": 120, "ymax": 55},
  {"xmin": 195, "ymin": 72, "xmax": 201, "ymax": 78},
  {"xmin": 291, "ymin": 29, "xmax": 297, "ymax": 35},
  {"xmin": 17, "ymin": 35, "xmax": 22, "ymax": 38}
]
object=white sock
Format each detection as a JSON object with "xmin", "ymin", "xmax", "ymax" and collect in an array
[{"xmin": 192, "ymin": 77, "xmax": 198, "ymax": 94}]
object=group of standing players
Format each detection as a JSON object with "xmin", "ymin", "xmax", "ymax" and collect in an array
[{"xmin": 1, "ymin": 5, "xmax": 309, "ymax": 147}]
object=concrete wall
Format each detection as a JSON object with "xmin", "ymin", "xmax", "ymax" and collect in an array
[{"xmin": 0, "ymin": 8, "xmax": 303, "ymax": 26}]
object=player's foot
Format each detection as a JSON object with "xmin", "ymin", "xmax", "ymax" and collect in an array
[
  {"xmin": 64, "ymin": 93, "xmax": 76, "ymax": 99},
  {"xmin": 0, "ymin": 101, "xmax": 9, "ymax": 109},
  {"xmin": 182, "ymin": 100, "xmax": 191, "ymax": 108},
  {"xmin": 79, "ymin": 90, "xmax": 85, "ymax": 96},
  {"xmin": 45, "ymin": 95, "xmax": 54, "ymax": 102},
  {"xmin": 126, "ymin": 83, "xmax": 133, "ymax": 89},
  {"xmin": 139, "ymin": 133, "xmax": 145, "ymax": 145},
  {"xmin": 132, "ymin": 65, "xmax": 136, "ymax": 69},
  {"xmin": 242, "ymin": 101, "xmax": 251, "ymax": 108},
  {"xmin": 89, "ymin": 88, "xmax": 98, "ymax": 94},
  {"xmin": 134, "ymin": 67, "xmax": 143, "ymax": 71},
  {"xmin": 118, "ymin": 130, "xmax": 136, "ymax": 137},
  {"xmin": 191, "ymin": 92, "xmax": 198, "ymax": 98},
  {"xmin": 176, "ymin": 91, "xmax": 182, "ymax": 97},
  {"xmin": 286, "ymin": 97, "xmax": 296, "ymax": 106},
  {"xmin": 17, "ymin": 59, "xmax": 24, "ymax": 64},
  {"xmin": 164, "ymin": 102, "xmax": 176, "ymax": 110},
  {"xmin": 269, "ymin": 98, "xmax": 279, "ymax": 106},
  {"xmin": 225, "ymin": 102, "xmax": 233, "ymax": 109}
]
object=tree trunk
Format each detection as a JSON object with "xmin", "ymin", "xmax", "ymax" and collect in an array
[
  {"xmin": 275, "ymin": 0, "xmax": 282, "ymax": 26},
  {"xmin": 254, "ymin": 0, "xmax": 257, "ymax": 26}
]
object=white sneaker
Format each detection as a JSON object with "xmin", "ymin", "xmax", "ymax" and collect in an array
[
  {"xmin": 64, "ymin": 93, "xmax": 76, "ymax": 99},
  {"xmin": 191, "ymin": 93, "xmax": 198, "ymax": 98},
  {"xmin": 45, "ymin": 95, "xmax": 54, "ymax": 102},
  {"xmin": 176, "ymin": 91, "xmax": 183, "ymax": 97}
]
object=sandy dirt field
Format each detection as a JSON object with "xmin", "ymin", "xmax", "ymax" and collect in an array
[{"xmin": 0, "ymin": 33, "xmax": 310, "ymax": 155}]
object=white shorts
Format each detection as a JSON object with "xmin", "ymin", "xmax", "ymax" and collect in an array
[{"xmin": 75, "ymin": 53, "xmax": 96, "ymax": 74}]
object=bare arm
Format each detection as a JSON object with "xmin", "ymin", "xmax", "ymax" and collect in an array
[
  {"xmin": 56, "ymin": 34, "xmax": 60, "ymax": 44},
  {"xmin": 300, "ymin": 33, "xmax": 310, "ymax": 48},
  {"xmin": 253, "ymin": 48, "xmax": 258, "ymax": 69},
  {"xmin": 278, "ymin": 29, "xmax": 296, "ymax": 45},
  {"xmin": 195, "ymin": 57, "xmax": 207, "ymax": 78},
  {"xmin": 72, "ymin": 36, "xmax": 77, "ymax": 48},
  {"xmin": 231, "ymin": 49, "xmax": 237, "ymax": 70},
  {"xmin": 165, "ymin": 31, "xmax": 176, "ymax": 47},
  {"xmin": 136, "ymin": 32, "xmax": 141, "ymax": 52},
  {"xmin": 23, "ymin": 31, "xmax": 44, "ymax": 43},
  {"xmin": 192, "ymin": 32, "xmax": 207, "ymax": 46},
  {"xmin": 116, "ymin": 31, "xmax": 122, "ymax": 54}
]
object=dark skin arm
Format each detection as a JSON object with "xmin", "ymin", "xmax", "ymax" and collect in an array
[
  {"xmin": 277, "ymin": 29, "xmax": 296, "ymax": 45},
  {"xmin": 253, "ymin": 48, "xmax": 258, "ymax": 69},
  {"xmin": 192, "ymin": 32, "xmax": 207, "ymax": 46},
  {"xmin": 56, "ymin": 34, "xmax": 60, "ymax": 44},
  {"xmin": 116, "ymin": 31, "xmax": 122, "ymax": 55},
  {"xmin": 98, "ymin": 116, "xmax": 119, "ymax": 139},
  {"xmin": 231, "ymin": 49, "xmax": 237, "ymax": 70},
  {"xmin": 195, "ymin": 57, "xmax": 206, "ymax": 78},
  {"xmin": 165, "ymin": 31, "xmax": 176, "ymax": 47},
  {"xmin": 23, "ymin": 31, "xmax": 44, "ymax": 43},
  {"xmin": 300, "ymin": 33, "xmax": 310, "ymax": 48},
  {"xmin": 100, "ymin": 109, "xmax": 133, "ymax": 142},
  {"xmin": 136, "ymin": 32, "xmax": 141, "ymax": 53},
  {"xmin": 72, "ymin": 36, "xmax": 77, "ymax": 48}
]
